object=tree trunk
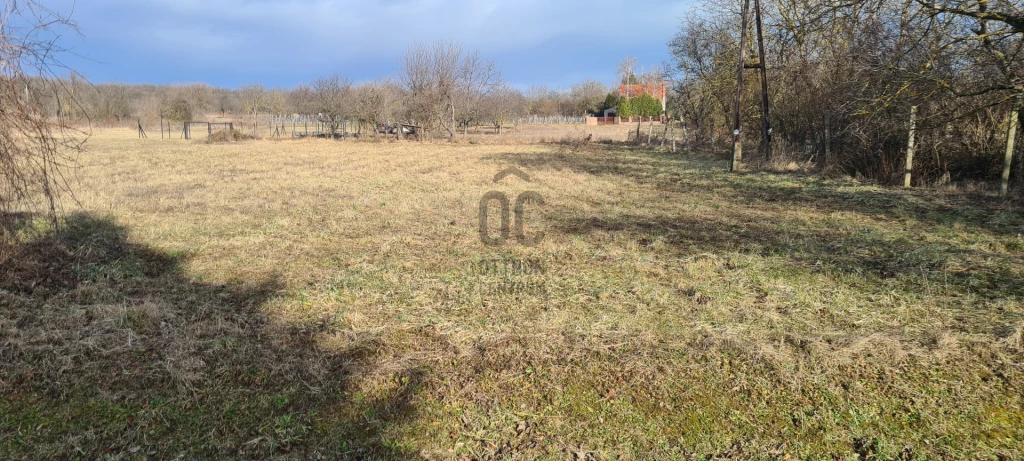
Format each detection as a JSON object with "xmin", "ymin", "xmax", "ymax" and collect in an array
[
  {"xmin": 682, "ymin": 120, "xmax": 690, "ymax": 154},
  {"xmin": 449, "ymin": 102, "xmax": 456, "ymax": 142},
  {"xmin": 1000, "ymin": 99, "xmax": 1020, "ymax": 198},
  {"xmin": 904, "ymin": 105, "xmax": 918, "ymax": 189},
  {"xmin": 710, "ymin": 120, "xmax": 716, "ymax": 152}
]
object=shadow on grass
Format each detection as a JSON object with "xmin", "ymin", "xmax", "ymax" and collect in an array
[
  {"xmin": 553, "ymin": 211, "xmax": 1024, "ymax": 301},
  {"xmin": 485, "ymin": 146, "xmax": 1024, "ymax": 332},
  {"xmin": 0, "ymin": 213, "xmax": 422, "ymax": 460},
  {"xmin": 485, "ymin": 145, "xmax": 1024, "ymax": 236}
]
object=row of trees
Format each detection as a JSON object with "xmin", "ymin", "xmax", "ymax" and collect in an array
[
  {"xmin": 669, "ymin": 0, "xmax": 1023, "ymax": 187},
  {"xmin": 34, "ymin": 44, "xmax": 665, "ymax": 136}
]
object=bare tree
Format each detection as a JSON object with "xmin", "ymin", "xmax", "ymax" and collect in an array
[
  {"xmin": 310, "ymin": 74, "xmax": 352, "ymax": 136},
  {"xmin": 1, "ymin": 1, "xmax": 86, "ymax": 231},
  {"xmin": 354, "ymin": 78, "xmax": 404, "ymax": 135},
  {"xmin": 570, "ymin": 80, "xmax": 609, "ymax": 116},
  {"xmin": 400, "ymin": 41, "xmax": 502, "ymax": 141},
  {"xmin": 160, "ymin": 83, "xmax": 213, "ymax": 122},
  {"xmin": 482, "ymin": 84, "xmax": 528, "ymax": 134},
  {"xmin": 288, "ymin": 84, "xmax": 316, "ymax": 115},
  {"xmin": 618, "ymin": 56, "xmax": 639, "ymax": 86},
  {"xmin": 91, "ymin": 83, "xmax": 134, "ymax": 121},
  {"xmin": 238, "ymin": 83, "xmax": 268, "ymax": 120},
  {"xmin": 667, "ymin": 0, "xmax": 1023, "ymax": 188},
  {"xmin": 525, "ymin": 85, "xmax": 573, "ymax": 116}
]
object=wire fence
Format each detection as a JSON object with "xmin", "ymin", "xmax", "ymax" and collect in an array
[{"xmin": 143, "ymin": 113, "xmax": 598, "ymax": 141}]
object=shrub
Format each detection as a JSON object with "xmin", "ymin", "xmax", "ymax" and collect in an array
[
  {"xmin": 618, "ymin": 98, "xmax": 634, "ymax": 118},
  {"xmin": 601, "ymin": 93, "xmax": 619, "ymax": 113},
  {"xmin": 633, "ymin": 93, "xmax": 662, "ymax": 116}
]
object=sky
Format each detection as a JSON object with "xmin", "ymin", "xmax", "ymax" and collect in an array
[{"xmin": 45, "ymin": 0, "xmax": 693, "ymax": 90}]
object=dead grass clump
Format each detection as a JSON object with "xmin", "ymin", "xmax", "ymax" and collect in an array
[
  {"xmin": 206, "ymin": 129, "xmax": 254, "ymax": 143},
  {"xmin": 554, "ymin": 128, "xmax": 594, "ymax": 153},
  {"xmin": 759, "ymin": 149, "xmax": 818, "ymax": 173}
]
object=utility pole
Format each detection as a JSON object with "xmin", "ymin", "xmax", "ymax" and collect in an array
[
  {"xmin": 731, "ymin": 0, "xmax": 772, "ymax": 171},
  {"xmin": 753, "ymin": 0, "xmax": 771, "ymax": 159},
  {"xmin": 730, "ymin": 0, "xmax": 751, "ymax": 172}
]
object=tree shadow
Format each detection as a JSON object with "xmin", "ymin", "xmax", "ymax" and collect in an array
[
  {"xmin": 550, "ymin": 208, "xmax": 1024, "ymax": 334},
  {"xmin": 0, "ymin": 213, "xmax": 423, "ymax": 460},
  {"xmin": 485, "ymin": 144, "xmax": 724, "ymax": 192},
  {"xmin": 477, "ymin": 146, "xmax": 1024, "ymax": 333},
  {"xmin": 484, "ymin": 145, "xmax": 1023, "ymax": 237},
  {"xmin": 722, "ymin": 176, "xmax": 1023, "ymax": 236}
]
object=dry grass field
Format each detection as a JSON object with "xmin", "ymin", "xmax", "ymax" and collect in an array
[{"xmin": 2, "ymin": 127, "xmax": 1024, "ymax": 459}]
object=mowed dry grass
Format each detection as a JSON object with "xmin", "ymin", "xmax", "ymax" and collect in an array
[{"xmin": 2, "ymin": 127, "xmax": 1024, "ymax": 459}]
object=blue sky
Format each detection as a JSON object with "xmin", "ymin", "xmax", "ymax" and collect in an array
[{"xmin": 48, "ymin": 0, "xmax": 692, "ymax": 90}]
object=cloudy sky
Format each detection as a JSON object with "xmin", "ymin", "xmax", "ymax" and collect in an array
[{"xmin": 46, "ymin": 0, "xmax": 693, "ymax": 89}]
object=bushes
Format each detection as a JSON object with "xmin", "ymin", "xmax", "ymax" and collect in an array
[
  {"xmin": 160, "ymin": 98, "xmax": 192, "ymax": 123},
  {"xmin": 633, "ymin": 94, "xmax": 663, "ymax": 116},
  {"xmin": 617, "ymin": 94, "xmax": 663, "ymax": 118},
  {"xmin": 618, "ymin": 98, "xmax": 634, "ymax": 118},
  {"xmin": 602, "ymin": 93, "xmax": 619, "ymax": 113}
]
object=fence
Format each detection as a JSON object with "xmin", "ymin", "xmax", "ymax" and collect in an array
[
  {"xmin": 586, "ymin": 115, "xmax": 669, "ymax": 126},
  {"xmin": 153, "ymin": 115, "xmax": 375, "ymax": 140},
  {"xmin": 519, "ymin": 115, "xmax": 586, "ymax": 125},
  {"xmin": 620, "ymin": 116, "xmax": 669, "ymax": 124}
]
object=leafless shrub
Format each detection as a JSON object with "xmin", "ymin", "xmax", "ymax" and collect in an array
[
  {"xmin": 1, "ymin": 1, "xmax": 86, "ymax": 233},
  {"xmin": 668, "ymin": 0, "xmax": 1023, "ymax": 186}
]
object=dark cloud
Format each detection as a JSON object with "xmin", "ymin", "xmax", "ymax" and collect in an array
[{"xmin": 50, "ymin": 0, "xmax": 691, "ymax": 88}]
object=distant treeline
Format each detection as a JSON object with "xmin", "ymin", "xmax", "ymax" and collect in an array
[{"xmin": 31, "ymin": 58, "xmax": 638, "ymax": 131}]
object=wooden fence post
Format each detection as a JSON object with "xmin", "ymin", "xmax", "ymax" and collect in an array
[
  {"xmin": 904, "ymin": 105, "xmax": 918, "ymax": 189},
  {"xmin": 661, "ymin": 118, "xmax": 670, "ymax": 149},
  {"xmin": 1000, "ymin": 96, "xmax": 1021, "ymax": 198},
  {"xmin": 682, "ymin": 119, "xmax": 690, "ymax": 154},
  {"xmin": 824, "ymin": 111, "xmax": 832, "ymax": 164}
]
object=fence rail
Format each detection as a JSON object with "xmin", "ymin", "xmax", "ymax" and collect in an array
[{"xmin": 519, "ymin": 115, "xmax": 586, "ymax": 125}]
